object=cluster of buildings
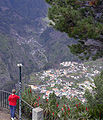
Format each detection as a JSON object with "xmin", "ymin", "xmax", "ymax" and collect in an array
[{"xmin": 29, "ymin": 61, "xmax": 102, "ymax": 103}]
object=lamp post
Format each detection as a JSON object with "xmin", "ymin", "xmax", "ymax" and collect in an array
[{"xmin": 17, "ymin": 63, "xmax": 23, "ymax": 120}]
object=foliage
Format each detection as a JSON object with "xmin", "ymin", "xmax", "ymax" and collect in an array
[
  {"xmin": 21, "ymin": 71, "xmax": 103, "ymax": 120},
  {"xmin": 21, "ymin": 87, "xmax": 41, "ymax": 119},
  {"xmin": 45, "ymin": 0, "xmax": 103, "ymax": 60},
  {"xmin": 85, "ymin": 71, "xmax": 103, "ymax": 119},
  {"xmin": 21, "ymin": 88, "xmax": 90, "ymax": 120}
]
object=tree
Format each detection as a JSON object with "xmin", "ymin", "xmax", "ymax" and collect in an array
[
  {"xmin": 45, "ymin": 0, "xmax": 103, "ymax": 60},
  {"xmin": 85, "ymin": 71, "xmax": 103, "ymax": 119}
]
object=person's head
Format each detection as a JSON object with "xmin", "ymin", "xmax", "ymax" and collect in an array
[{"xmin": 12, "ymin": 89, "xmax": 16, "ymax": 94}]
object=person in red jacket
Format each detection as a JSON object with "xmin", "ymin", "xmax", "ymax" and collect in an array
[{"xmin": 8, "ymin": 89, "xmax": 20, "ymax": 120}]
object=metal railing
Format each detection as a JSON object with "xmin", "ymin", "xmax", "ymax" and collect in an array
[
  {"xmin": 0, "ymin": 90, "xmax": 10, "ymax": 109},
  {"xmin": 0, "ymin": 90, "xmax": 40, "ymax": 120}
]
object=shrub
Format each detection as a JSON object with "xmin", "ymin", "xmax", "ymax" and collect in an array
[
  {"xmin": 85, "ymin": 71, "xmax": 103, "ymax": 119},
  {"xmin": 21, "ymin": 88, "xmax": 90, "ymax": 120}
]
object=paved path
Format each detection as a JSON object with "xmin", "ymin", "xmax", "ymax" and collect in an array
[{"xmin": 0, "ymin": 107, "xmax": 18, "ymax": 120}]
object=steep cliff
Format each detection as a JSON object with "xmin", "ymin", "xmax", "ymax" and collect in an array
[{"xmin": 0, "ymin": 0, "xmax": 77, "ymax": 90}]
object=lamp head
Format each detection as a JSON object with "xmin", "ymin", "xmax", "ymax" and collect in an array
[{"xmin": 17, "ymin": 63, "xmax": 23, "ymax": 67}]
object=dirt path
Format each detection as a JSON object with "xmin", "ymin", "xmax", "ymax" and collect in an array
[
  {"xmin": 0, "ymin": 108, "xmax": 11, "ymax": 120},
  {"xmin": 0, "ymin": 107, "xmax": 18, "ymax": 120}
]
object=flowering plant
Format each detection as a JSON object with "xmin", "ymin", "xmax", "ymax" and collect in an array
[{"xmin": 21, "ymin": 88, "xmax": 90, "ymax": 120}]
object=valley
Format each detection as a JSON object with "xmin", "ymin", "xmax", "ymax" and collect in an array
[{"xmin": 29, "ymin": 59, "xmax": 103, "ymax": 102}]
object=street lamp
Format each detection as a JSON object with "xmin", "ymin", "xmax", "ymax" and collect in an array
[{"xmin": 17, "ymin": 63, "xmax": 23, "ymax": 120}]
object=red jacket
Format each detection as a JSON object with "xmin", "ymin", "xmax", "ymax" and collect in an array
[{"xmin": 8, "ymin": 94, "xmax": 20, "ymax": 106}]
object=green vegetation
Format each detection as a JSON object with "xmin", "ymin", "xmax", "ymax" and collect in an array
[
  {"xmin": 21, "ymin": 88, "xmax": 89, "ymax": 120},
  {"xmin": 21, "ymin": 70, "xmax": 103, "ymax": 119},
  {"xmin": 85, "ymin": 71, "xmax": 103, "ymax": 119},
  {"xmin": 0, "ymin": 34, "xmax": 10, "ymax": 52},
  {"xmin": 46, "ymin": 86, "xmax": 52, "ymax": 90},
  {"xmin": 29, "ymin": 73, "xmax": 43, "ymax": 85},
  {"xmin": 44, "ymin": 76, "xmax": 50, "ymax": 81},
  {"xmin": 45, "ymin": 0, "xmax": 103, "ymax": 60},
  {"xmin": 54, "ymin": 84, "xmax": 63, "ymax": 89}
]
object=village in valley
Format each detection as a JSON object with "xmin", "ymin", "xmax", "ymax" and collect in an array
[{"xmin": 29, "ymin": 59, "xmax": 103, "ymax": 103}]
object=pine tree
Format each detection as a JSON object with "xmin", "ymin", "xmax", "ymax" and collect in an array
[{"xmin": 45, "ymin": 0, "xmax": 103, "ymax": 60}]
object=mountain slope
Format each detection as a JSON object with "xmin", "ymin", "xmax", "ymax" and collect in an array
[
  {"xmin": 0, "ymin": 0, "xmax": 48, "ymax": 90},
  {"xmin": 0, "ymin": 33, "xmax": 40, "ymax": 90},
  {"xmin": 0, "ymin": 0, "xmax": 78, "ymax": 90},
  {"xmin": 39, "ymin": 27, "xmax": 78, "ymax": 69}
]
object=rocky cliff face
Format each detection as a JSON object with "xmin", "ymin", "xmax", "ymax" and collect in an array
[{"xmin": 0, "ymin": 0, "xmax": 77, "ymax": 90}]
